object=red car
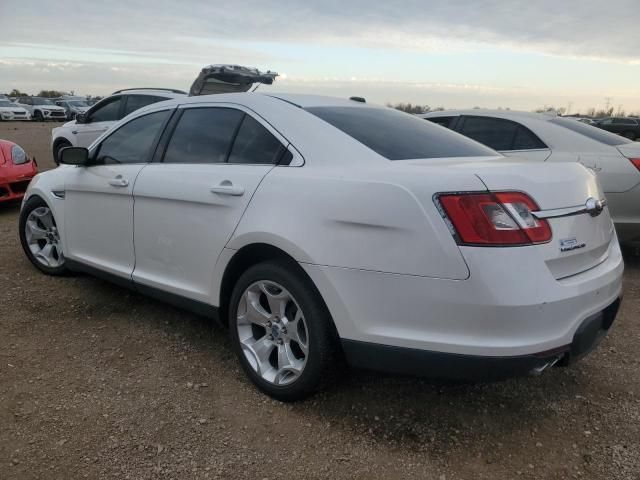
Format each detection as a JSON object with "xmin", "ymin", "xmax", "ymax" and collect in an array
[{"xmin": 0, "ymin": 139, "xmax": 38, "ymax": 203}]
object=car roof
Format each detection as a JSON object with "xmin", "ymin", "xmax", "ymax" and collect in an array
[
  {"xmin": 419, "ymin": 109, "xmax": 557, "ymax": 122},
  {"xmin": 111, "ymin": 88, "xmax": 188, "ymax": 96}
]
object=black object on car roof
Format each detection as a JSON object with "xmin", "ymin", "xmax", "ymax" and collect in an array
[{"xmin": 189, "ymin": 64, "xmax": 278, "ymax": 96}]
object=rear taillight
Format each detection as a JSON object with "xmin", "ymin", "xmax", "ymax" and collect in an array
[
  {"xmin": 436, "ymin": 191, "xmax": 552, "ymax": 246},
  {"xmin": 629, "ymin": 158, "xmax": 640, "ymax": 171}
]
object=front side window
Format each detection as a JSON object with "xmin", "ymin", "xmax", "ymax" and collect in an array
[
  {"xmin": 163, "ymin": 108, "xmax": 244, "ymax": 164},
  {"xmin": 306, "ymin": 107, "xmax": 496, "ymax": 160},
  {"xmin": 123, "ymin": 95, "xmax": 169, "ymax": 116},
  {"xmin": 89, "ymin": 97, "xmax": 123, "ymax": 123},
  {"xmin": 613, "ymin": 118, "xmax": 637, "ymax": 125},
  {"xmin": 95, "ymin": 110, "xmax": 170, "ymax": 165},
  {"xmin": 228, "ymin": 114, "xmax": 284, "ymax": 164}
]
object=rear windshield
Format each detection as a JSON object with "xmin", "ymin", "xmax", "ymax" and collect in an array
[
  {"xmin": 550, "ymin": 117, "xmax": 633, "ymax": 146},
  {"xmin": 305, "ymin": 106, "xmax": 498, "ymax": 160}
]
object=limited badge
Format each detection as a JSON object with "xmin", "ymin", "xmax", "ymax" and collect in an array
[{"xmin": 560, "ymin": 237, "xmax": 586, "ymax": 252}]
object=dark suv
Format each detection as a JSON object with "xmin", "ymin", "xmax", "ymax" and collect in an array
[{"xmin": 595, "ymin": 117, "xmax": 640, "ymax": 140}]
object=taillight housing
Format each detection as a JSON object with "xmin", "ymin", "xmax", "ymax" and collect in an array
[
  {"xmin": 629, "ymin": 158, "xmax": 640, "ymax": 171},
  {"xmin": 436, "ymin": 191, "xmax": 552, "ymax": 246}
]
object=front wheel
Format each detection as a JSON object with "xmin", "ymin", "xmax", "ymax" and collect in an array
[
  {"xmin": 19, "ymin": 196, "xmax": 68, "ymax": 275},
  {"xmin": 33, "ymin": 110, "xmax": 44, "ymax": 122},
  {"xmin": 229, "ymin": 260, "xmax": 339, "ymax": 401}
]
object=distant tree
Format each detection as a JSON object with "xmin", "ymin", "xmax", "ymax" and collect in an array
[
  {"xmin": 387, "ymin": 102, "xmax": 433, "ymax": 114},
  {"xmin": 9, "ymin": 88, "xmax": 28, "ymax": 97},
  {"xmin": 37, "ymin": 89, "xmax": 68, "ymax": 98}
]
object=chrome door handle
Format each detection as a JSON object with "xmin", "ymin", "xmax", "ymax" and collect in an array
[
  {"xmin": 108, "ymin": 175, "xmax": 129, "ymax": 187},
  {"xmin": 210, "ymin": 180, "xmax": 245, "ymax": 196}
]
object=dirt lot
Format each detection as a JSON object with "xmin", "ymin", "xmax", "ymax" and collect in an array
[{"xmin": 1, "ymin": 122, "xmax": 639, "ymax": 479}]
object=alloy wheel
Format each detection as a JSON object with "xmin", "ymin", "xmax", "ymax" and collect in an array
[
  {"xmin": 24, "ymin": 206, "xmax": 65, "ymax": 268},
  {"xmin": 236, "ymin": 280, "xmax": 309, "ymax": 386}
]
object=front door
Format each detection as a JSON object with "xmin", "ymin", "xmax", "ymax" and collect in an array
[
  {"xmin": 132, "ymin": 105, "xmax": 288, "ymax": 303},
  {"xmin": 63, "ymin": 109, "xmax": 172, "ymax": 278},
  {"xmin": 74, "ymin": 96, "xmax": 123, "ymax": 147}
]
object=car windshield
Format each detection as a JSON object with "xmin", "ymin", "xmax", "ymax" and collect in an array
[
  {"xmin": 305, "ymin": 106, "xmax": 498, "ymax": 160},
  {"xmin": 550, "ymin": 117, "xmax": 633, "ymax": 146},
  {"xmin": 31, "ymin": 97, "xmax": 55, "ymax": 105},
  {"xmin": 0, "ymin": 100, "xmax": 14, "ymax": 107},
  {"xmin": 68, "ymin": 100, "xmax": 88, "ymax": 107}
]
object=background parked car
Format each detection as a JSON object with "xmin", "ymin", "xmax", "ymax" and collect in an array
[
  {"xmin": 594, "ymin": 117, "xmax": 640, "ymax": 140},
  {"xmin": 420, "ymin": 110, "xmax": 640, "ymax": 245},
  {"xmin": 51, "ymin": 88, "xmax": 187, "ymax": 163},
  {"xmin": 54, "ymin": 97, "xmax": 90, "ymax": 120},
  {"xmin": 0, "ymin": 98, "xmax": 30, "ymax": 121},
  {"xmin": 0, "ymin": 139, "xmax": 38, "ymax": 203},
  {"xmin": 14, "ymin": 97, "xmax": 67, "ymax": 122}
]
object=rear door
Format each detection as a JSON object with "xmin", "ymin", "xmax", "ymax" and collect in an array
[
  {"xmin": 457, "ymin": 116, "xmax": 551, "ymax": 162},
  {"xmin": 132, "ymin": 104, "xmax": 288, "ymax": 303},
  {"xmin": 63, "ymin": 109, "xmax": 172, "ymax": 278}
]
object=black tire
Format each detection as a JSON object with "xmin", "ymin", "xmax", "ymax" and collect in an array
[
  {"xmin": 622, "ymin": 131, "xmax": 636, "ymax": 140},
  {"xmin": 19, "ymin": 196, "xmax": 69, "ymax": 276},
  {"xmin": 33, "ymin": 110, "xmax": 44, "ymax": 122},
  {"xmin": 53, "ymin": 139, "xmax": 71, "ymax": 165},
  {"xmin": 229, "ymin": 260, "xmax": 339, "ymax": 401}
]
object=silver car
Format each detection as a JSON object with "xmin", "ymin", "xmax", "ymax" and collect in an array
[{"xmin": 420, "ymin": 110, "xmax": 640, "ymax": 246}]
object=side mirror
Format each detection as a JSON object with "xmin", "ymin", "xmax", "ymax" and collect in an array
[
  {"xmin": 59, "ymin": 146, "xmax": 89, "ymax": 166},
  {"xmin": 75, "ymin": 113, "xmax": 87, "ymax": 124}
]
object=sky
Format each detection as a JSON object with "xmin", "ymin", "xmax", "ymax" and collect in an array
[{"xmin": 0, "ymin": 0, "xmax": 638, "ymax": 114}]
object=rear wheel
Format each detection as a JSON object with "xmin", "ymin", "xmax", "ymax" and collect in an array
[
  {"xmin": 19, "ymin": 196, "xmax": 68, "ymax": 276},
  {"xmin": 229, "ymin": 260, "xmax": 339, "ymax": 401}
]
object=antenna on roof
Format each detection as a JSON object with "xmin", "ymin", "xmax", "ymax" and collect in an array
[{"xmin": 349, "ymin": 96, "xmax": 366, "ymax": 103}]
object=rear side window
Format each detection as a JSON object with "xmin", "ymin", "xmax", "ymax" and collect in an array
[
  {"xmin": 459, "ymin": 117, "xmax": 517, "ymax": 150},
  {"xmin": 425, "ymin": 116, "xmax": 456, "ymax": 129},
  {"xmin": 512, "ymin": 126, "xmax": 547, "ymax": 150},
  {"xmin": 305, "ymin": 107, "xmax": 496, "ymax": 160},
  {"xmin": 550, "ymin": 118, "xmax": 633, "ymax": 146},
  {"xmin": 95, "ymin": 110, "xmax": 170, "ymax": 165},
  {"xmin": 123, "ymin": 95, "xmax": 169, "ymax": 116},
  {"xmin": 163, "ymin": 108, "xmax": 244, "ymax": 164},
  {"xmin": 228, "ymin": 114, "xmax": 284, "ymax": 165}
]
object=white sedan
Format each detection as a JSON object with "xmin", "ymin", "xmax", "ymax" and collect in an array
[
  {"xmin": 20, "ymin": 94, "xmax": 623, "ymax": 400},
  {"xmin": 419, "ymin": 110, "xmax": 640, "ymax": 246}
]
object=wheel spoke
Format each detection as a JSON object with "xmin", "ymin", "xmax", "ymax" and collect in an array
[
  {"xmin": 285, "ymin": 310, "xmax": 308, "ymax": 355},
  {"xmin": 259, "ymin": 282, "xmax": 289, "ymax": 317},
  {"xmin": 238, "ymin": 292, "xmax": 271, "ymax": 327},
  {"xmin": 275, "ymin": 343, "xmax": 304, "ymax": 385},
  {"xmin": 241, "ymin": 336, "xmax": 275, "ymax": 376},
  {"xmin": 25, "ymin": 219, "xmax": 47, "ymax": 243},
  {"xmin": 35, "ymin": 244, "xmax": 55, "ymax": 266},
  {"xmin": 32, "ymin": 207, "xmax": 54, "ymax": 229}
]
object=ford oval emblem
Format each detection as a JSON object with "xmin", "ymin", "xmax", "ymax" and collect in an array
[{"xmin": 585, "ymin": 197, "xmax": 604, "ymax": 217}]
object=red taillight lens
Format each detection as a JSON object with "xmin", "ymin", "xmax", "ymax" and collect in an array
[
  {"xmin": 629, "ymin": 158, "xmax": 640, "ymax": 171},
  {"xmin": 437, "ymin": 191, "xmax": 552, "ymax": 246}
]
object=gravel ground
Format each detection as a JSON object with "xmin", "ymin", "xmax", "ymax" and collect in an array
[{"xmin": 1, "ymin": 122, "xmax": 639, "ymax": 479}]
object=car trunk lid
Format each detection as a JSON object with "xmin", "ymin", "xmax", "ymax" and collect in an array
[{"xmin": 468, "ymin": 159, "xmax": 614, "ymax": 279}]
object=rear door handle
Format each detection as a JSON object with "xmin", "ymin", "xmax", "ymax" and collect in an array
[
  {"xmin": 108, "ymin": 175, "xmax": 129, "ymax": 188},
  {"xmin": 210, "ymin": 180, "xmax": 245, "ymax": 196}
]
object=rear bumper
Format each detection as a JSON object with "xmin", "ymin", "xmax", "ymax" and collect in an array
[{"xmin": 341, "ymin": 298, "xmax": 621, "ymax": 380}]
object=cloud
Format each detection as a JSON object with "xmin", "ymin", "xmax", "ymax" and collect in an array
[{"xmin": 1, "ymin": 0, "xmax": 639, "ymax": 62}]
